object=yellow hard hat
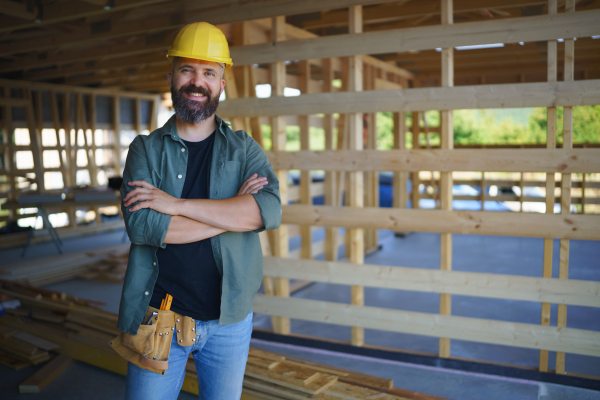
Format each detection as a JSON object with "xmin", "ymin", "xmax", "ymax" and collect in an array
[{"xmin": 166, "ymin": 22, "xmax": 233, "ymax": 69}]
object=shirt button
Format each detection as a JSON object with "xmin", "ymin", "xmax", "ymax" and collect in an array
[
  {"xmin": 153, "ymin": 262, "xmax": 156, "ymax": 266},
  {"xmin": 181, "ymin": 148, "xmax": 185, "ymax": 152},
  {"xmin": 144, "ymin": 291, "xmax": 149, "ymax": 295},
  {"xmin": 178, "ymin": 174, "xmax": 183, "ymax": 179}
]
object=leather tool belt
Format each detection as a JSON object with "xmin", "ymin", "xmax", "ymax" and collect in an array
[{"xmin": 110, "ymin": 306, "xmax": 197, "ymax": 375}]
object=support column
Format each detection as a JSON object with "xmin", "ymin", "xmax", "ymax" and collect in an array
[
  {"xmin": 323, "ymin": 58, "xmax": 339, "ymax": 261},
  {"xmin": 556, "ymin": 0, "xmax": 575, "ymax": 376},
  {"xmin": 540, "ymin": 0, "xmax": 557, "ymax": 373},
  {"xmin": 349, "ymin": 5, "xmax": 365, "ymax": 347},
  {"xmin": 439, "ymin": 0, "xmax": 454, "ymax": 359},
  {"xmin": 392, "ymin": 111, "xmax": 407, "ymax": 235},
  {"xmin": 298, "ymin": 60, "xmax": 312, "ymax": 260},
  {"xmin": 270, "ymin": 15, "xmax": 290, "ymax": 335},
  {"xmin": 111, "ymin": 96, "xmax": 122, "ymax": 177}
]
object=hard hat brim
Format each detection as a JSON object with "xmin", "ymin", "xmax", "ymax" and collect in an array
[{"xmin": 166, "ymin": 50, "xmax": 233, "ymax": 69}]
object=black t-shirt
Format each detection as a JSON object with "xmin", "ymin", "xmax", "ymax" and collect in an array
[{"xmin": 149, "ymin": 131, "xmax": 221, "ymax": 321}]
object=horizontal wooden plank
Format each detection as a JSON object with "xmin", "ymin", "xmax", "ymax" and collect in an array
[
  {"xmin": 281, "ymin": 205, "xmax": 600, "ymax": 240},
  {"xmin": 263, "ymin": 257, "xmax": 600, "ymax": 308},
  {"xmin": 267, "ymin": 149, "xmax": 600, "ymax": 174},
  {"xmin": 218, "ymin": 80, "xmax": 600, "ymax": 117},
  {"xmin": 230, "ymin": 10, "xmax": 600, "ymax": 66},
  {"xmin": 252, "ymin": 295, "xmax": 600, "ymax": 357}
]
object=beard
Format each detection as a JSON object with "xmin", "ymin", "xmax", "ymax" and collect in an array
[{"xmin": 171, "ymin": 83, "xmax": 220, "ymax": 125}]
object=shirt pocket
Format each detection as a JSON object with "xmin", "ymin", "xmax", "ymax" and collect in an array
[{"xmin": 219, "ymin": 161, "xmax": 242, "ymax": 198}]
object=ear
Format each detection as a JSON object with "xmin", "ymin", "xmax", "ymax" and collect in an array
[
  {"xmin": 167, "ymin": 71, "xmax": 173, "ymax": 88},
  {"xmin": 220, "ymin": 78, "xmax": 226, "ymax": 96}
]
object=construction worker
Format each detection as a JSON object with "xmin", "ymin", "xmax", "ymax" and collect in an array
[{"xmin": 116, "ymin": 22, "xmax": 281, "ymax": 399}]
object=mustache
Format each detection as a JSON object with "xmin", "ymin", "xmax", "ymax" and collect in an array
[{"xmin": 179, "ymin": 85, "xmax": 211, "ymax": 98}]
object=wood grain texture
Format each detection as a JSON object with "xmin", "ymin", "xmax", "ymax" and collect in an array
[
  {"xmin": 218, "ymin": 80, "xmax": 600, "ymax": 117},
  {"xmin": 253, "ymin": 295, "xmax": 600, "ymax": 357},
  {"xmin": 281, "ymin": 204, "xmax": 600, "ymax": 240}
]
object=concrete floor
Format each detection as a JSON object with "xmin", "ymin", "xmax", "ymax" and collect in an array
[{"xmin": 1, "ymin": 227, "xmax": 599, "ymax": 399}]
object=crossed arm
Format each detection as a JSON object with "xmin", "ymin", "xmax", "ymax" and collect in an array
[{"xmin": 123, "ymin": 174, "xmax": 267, "ymax": 245}]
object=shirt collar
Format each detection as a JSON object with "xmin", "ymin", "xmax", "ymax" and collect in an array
[{"xmin": 161, "ymin": 113, "xmax": 230, "ymax": 140}]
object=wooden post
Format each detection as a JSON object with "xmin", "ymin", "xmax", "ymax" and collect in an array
[
  {"xmin": 62, "ymin": 93, "xmax": 76, "ymax": 227},
  {"xmin": 134, "ymin": 98, "xmax": 142, "ymax": 136},
  {"xmin": 581, "ymin": 174, "xmax": 586, "ymax": 214},
  {"xmin": 323, "ymin": 58, "xmax": 339, "ymax": 261},
  {"xmin": 23, "ymin": 89, "xmax": 45, "ymax": 192},
  {"xmin": 49, "ymin": 91, "xmax": 69, "ymax": 189},
  {"xmin": 111, "ymin": 96, "xmax": 122, "ymax": 177},
  {"xmin": 298, "ymin": 60, "xmax": 313, "ymax": 260},
  {"xmin": 480, "ymin": 172, "xmax": 485, "ymax": 211},
  {"xmin": 88, "ymin": 94, "xmax": 102, "ymax": 225},
  {"xmin": 223, "ymin": 68, "xmax": 247, "ymax": 131},
  {"xmin": 349, "ymin": 4, "xmax": 365, "ymax": 347},
  {"xmin": 76, "ymin": 93, "xmax": 98, "ymax": 188},
  {"xmin": 365, "ymin": 65, "xmax": 378, "ymax": 253},
  {"xmin": 519, "ymin": 172, "xmax": 525, "ymax": 212},
  {"xmin": 392, "ymin": 111, "xmax": 408, "ymax": 234},
  {"xmin": 1, "ymin": 87, "xmax": 17, "ymax": 221},
  {"xmin": 149, "ymin": 98, "xmax": 159, "ymax": 132},
  {"xmin": 540, "ymin": 0, "xmax": 557, "ymax": 373},
  {"xmin": 270, "ymin": 15, "xmax": 290, "ymax": 335},
  {"xmin": 439, "ymin": 0, "xmax": 454, "ymax": 359},
  {"xmin": 556, "ymin": 0, "xmax": 575, "ymax": 376},
  {"xmin": 411, "ymin": 111, "xmax": 420, "ymax": 209}
]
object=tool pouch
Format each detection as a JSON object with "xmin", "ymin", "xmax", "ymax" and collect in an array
[{"xmin": 110, "ymin": 306, "xmax": 175, "ymax": 375}]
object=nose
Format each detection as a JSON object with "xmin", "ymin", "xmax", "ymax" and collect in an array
[{"xmin": 189, "ymin": 71, "xmax": 207, "ymax": 89}]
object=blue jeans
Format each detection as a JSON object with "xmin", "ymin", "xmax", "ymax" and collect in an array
[{"xmin": 125, "ymin": 310, "xmax": 253, "ymax": 400}]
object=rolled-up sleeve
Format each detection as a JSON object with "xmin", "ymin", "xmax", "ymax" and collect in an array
[
  {"xmin": 244, "ymin": 137, "xmax": 282, "ymax": 233},
  {"xmin": 120, "ymin": 137, "xmax": 172, "ymax": 248}
]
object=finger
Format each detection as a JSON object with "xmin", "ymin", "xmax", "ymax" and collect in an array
[
  {"xmin": 246, "ymin": 183, "xmax": 264, "ymax": 193},
  {"xmin": 123, "ymin": 187, "xmax": 151, "ymax": 202},
  {"xmin": 129, "ymin": 201, "xmax": 151, "ymax": 213},
  {"xmin": 124, "ymin": 193, "xmax": 153, "ymax": 207},
  {"xmin": 128, "ymin": 180, "xmax": 155, "ymax": 190}
]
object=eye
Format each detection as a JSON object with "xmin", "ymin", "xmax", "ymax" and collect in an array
[{"xmin": 206, "ymin": 71, "xmax": 215, "ymax": 76}]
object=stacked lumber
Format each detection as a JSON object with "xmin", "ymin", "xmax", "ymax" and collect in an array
[
  {"xmin": 0, "ymin": 242, "xmax": 130, "ymax": 286},
  {"xmin": 0, "ymin": 280, "xmax": 445, "ymax": 400},
  {"xmin": 0, "ymin": 325, "xmax": 54, "ymax": 368}
]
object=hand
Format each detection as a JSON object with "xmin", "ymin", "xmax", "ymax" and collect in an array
[
  {"xmin": 236, "ymin": 173, "xmax": 268, "ymax": 197},
  {"xmin": 123, "ymin": 180, "xmax": 181, "ymax": 215}
]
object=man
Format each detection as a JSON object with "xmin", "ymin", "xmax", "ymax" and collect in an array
[{"xmin": 116, "ymin": 22, "xmax": 281, "ymax": 399}]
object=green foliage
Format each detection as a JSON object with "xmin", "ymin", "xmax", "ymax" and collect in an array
[{"xmin": 374, "ymin": 106, "xmax": 600, "ymax": 149}]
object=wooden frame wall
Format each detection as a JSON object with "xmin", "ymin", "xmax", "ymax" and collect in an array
[
  {"xmin": 215, "ymin": 3, "xmax": 600, "ymax": 376},
  {"xmin": 0, "ymin": 79, "xmax": 159, "ymax": 230}
]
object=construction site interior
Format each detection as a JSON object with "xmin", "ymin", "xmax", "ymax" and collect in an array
[{"xmin": 0, "ymin": 1, "xmax": 599, "ymax": 399}]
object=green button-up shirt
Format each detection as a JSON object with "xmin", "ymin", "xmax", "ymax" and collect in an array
[{"xmin": 118, "ymin": 114, "xmax": 281, "ymax": 335}]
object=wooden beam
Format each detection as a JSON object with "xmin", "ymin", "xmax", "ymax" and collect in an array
[
  {"xmin": 301, "ymin": 0, "xmax": 548, "ymax": 30},
  {"xmin": 263, "ymin": 257, "xmax": 600, "ymax": 308},
  {"xmin": 281, "ymin": 204, "xmax": 600, "ymax": 241},
  {"xmin": 439, "ymin": 0, "xmax": 454, "ymax": 360},
  {"xmin": 347, "ymin": 4, "xmax": 365, "ymax": 347},
  {"xmin": 218, "ymin": 80, "xmax": 600, "ymax": 117},
  {"xmin": 19, "ymin": 354, "xmax": 74, "ymax": 393},
  {"xmin": 269, "ymin": 15, "xmax": 290, "ymax": 336},
  {"xmin": 0, "ymin": 0, "xmax": 37, "ymax": 20},
  {"xmin": 266, "ymin": 148, "xmax": 600, "ymax": 174},
  {"xmin": 229, "ymin": 10, "xmax": 600, "ymax": 66},
  {"xmin": 556, "ymin": 0, "xmax": 576, "ymax": 376},
  {"xmin": 253, "ymin": 295, "xmax": 600, "ymax": 357},
  {"xmin": 0, "ymin": 0, "xmax": 170, "ymax": 34},
  {"xmin": 0, "ymin": 79, "xmax": 158, "ymax": 100}
]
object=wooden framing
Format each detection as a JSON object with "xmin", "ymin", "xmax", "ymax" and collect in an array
[
  {"xmin": 0, "ymin": 80, "xmax": 159, "ymax": 231},
  {"xmin": 1, "ymin": 0, "xmax": 599, "ymax": 380}
]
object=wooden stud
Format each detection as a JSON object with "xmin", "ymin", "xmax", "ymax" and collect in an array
[
  {"xmin": 298, "ymin": 60, "xmax": 313, "ymax": 261},
  {"xmin": 0, "ymin": 86, "xmax": 17, "ymax": 221},
  {"xmin": 411, "ymin": 112, "xmax": 421, "ymax": 210},
  {"xmin": 49, "ymin": 91, "xmax": 69, "ymax": 189},
  {"xmin": 23, "ymin": 89, "xmax": 45, "ymax": 192},
  {"xmin": 19, "ymin": 354, "xmax": 74, "ymax": 393},
  {"xmin": 540, "ymin": 0, "xmax": 557, "ymax": 373},
  {"xmin": 392, "ymin": 111, "xmax": 408, "ymax": 236},
  {"xmin": 270, "ymin": 15, "xmax": 290, "ymax": 335},
  {"xmin": 348, "ymin": 4, "xmax": 365, "ymax": 347},
  {"xmin": 556, "ymin": 0, "xmax": 575, "ymax": 376},
  {"xmin": 323, "ymin": 58, "xmax": 339, "ymax": 262},
  {"xmin": 439, "ymin": 0, "xmax": 454, "ymax": 360},
  {"xmin": 111, "ymin": 96, "xmax": 122, "ymax": 177}
]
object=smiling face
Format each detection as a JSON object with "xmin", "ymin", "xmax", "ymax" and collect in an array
[{"xmin": 167, "ymin": 57, "xmax": 226, "ymax": 125}]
